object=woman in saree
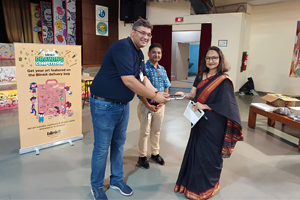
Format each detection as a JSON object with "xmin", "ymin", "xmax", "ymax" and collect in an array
[{"xmin": 174, "ymin": 46, "xmax": 243, "ymax": 200}]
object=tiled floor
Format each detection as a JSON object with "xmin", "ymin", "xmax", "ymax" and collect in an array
[{"xmin": 1, "ymin": 76, "xmax": 300, "ymax": 200}]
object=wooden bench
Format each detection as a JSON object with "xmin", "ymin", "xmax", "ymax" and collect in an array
[{"xmin": 248, "ymin": 105, "xmax": 300, "ymax": 152}]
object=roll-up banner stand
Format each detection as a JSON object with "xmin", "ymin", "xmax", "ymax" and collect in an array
[{"xmin": 14, "ymin": 43, "xmax": 82, "ymax": 155}]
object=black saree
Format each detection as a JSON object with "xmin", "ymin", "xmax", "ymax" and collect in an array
[{"xmin": 174, "ymin": 73, "xmax": 243, "ymax": 200}]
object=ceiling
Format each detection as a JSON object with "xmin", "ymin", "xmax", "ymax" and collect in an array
[{"xmin": 213, "ymin": 0, "xmax": 298, "ymax": 7}]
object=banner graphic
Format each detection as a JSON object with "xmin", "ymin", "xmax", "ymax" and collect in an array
[
  {"xmin": 14, "ymin": 43, "xmax": 82, "ymax": 154},
  {"xmin": 290, "ymin": 21, "xmax": 300, "ymax": 77},
  {"xmin": 52, "ymin": 0, "xmax": 67, "ymax": 44},
  {"xmin": 41, "ymin": 1, "xmax": 54, "ymax": 44},
  {"xmin": 30, "ymin": 3, "xmax": 42, "ymax": 43},
  {"xmin": 66, "ymin": 0, "xmax": 76, "ymax": 45}
]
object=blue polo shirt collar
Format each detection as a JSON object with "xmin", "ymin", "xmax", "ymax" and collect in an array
[
  {"xmin": 127, "ymin": 37, "xmax": 139, "ymax": 51},
  {"xmin": 146, "ymin": 60, "xmax": 162, "ymax": 70}
]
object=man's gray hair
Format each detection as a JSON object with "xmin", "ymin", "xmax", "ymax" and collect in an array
[{"xmin": 132, "ymin": 18, "xmax": 153, "ymax": 31}]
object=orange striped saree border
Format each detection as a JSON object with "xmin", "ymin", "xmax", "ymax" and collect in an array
[
  {"xmin": 196, "ymin": 74, "xmax": 231, "ymax": 104},
  {"xmin": 222, "ymin": 119, "xmax": 243, "ymax": 158},
  {"xmin": 174, "ymin": 182, "xmax": 219, "ymax": 200}
]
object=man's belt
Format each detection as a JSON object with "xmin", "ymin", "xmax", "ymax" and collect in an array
[{"xmin": 91, "ymin": 94, "xmax": 125, "ymax": 105}]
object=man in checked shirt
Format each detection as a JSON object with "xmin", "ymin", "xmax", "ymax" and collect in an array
[{"xmin": 137, "ymin": 43, "xmax": 171, "ymax": 169}]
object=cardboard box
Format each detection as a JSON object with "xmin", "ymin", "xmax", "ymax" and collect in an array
[
  {"xmin": 261, "ymin": 94, "xmax": 299, "ymax": 107},
  {"xmin": 290, "ymin": 107, "xmax": 300, "ymax": 116}
]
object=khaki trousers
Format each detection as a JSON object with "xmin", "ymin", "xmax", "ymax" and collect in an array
[{"xmin": 137, "ymin": 100, "xmax": 165, "ymax": 157}]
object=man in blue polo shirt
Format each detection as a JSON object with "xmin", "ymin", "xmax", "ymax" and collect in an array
[
  {"xmin": 89, "ymin": 19, "xmax": 170, "ymax": 200},
  {"xmin": 137, "ymin": 43, "xmax": 171, "ymax": 169}
]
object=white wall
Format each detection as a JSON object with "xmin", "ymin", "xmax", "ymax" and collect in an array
[
  {"xmin": 183, "ymin": 13, "xmax": 246, "ymax": 90},
  {"xmin": 118, "ymin": 1, "xmax": 192, "ymax": 62},
  {"xmin": 236, "ymin": 12, "xmax": 251, "ymax": 91},
  {"xmin": 248, "ymin": 1, "xmax": 300, "ymax": 95},
  {"xmin": 118, "ymin": 1, "xmax": 248, "ymax": 91}
]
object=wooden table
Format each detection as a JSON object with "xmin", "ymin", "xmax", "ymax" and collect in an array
[
  {"xmin": 81, "ymin": 75, "xmax": 94, "ymax": 108},
  {"xmin": 82, "ymin": 64, "xmax": 101, "ymax": 74},
  {"xmin": 248, "ymin": 105, "xmax": 300, "ymax": 152}
]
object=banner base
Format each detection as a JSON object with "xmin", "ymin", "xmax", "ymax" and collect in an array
[{"xmin": 19, "ymin": 135, "xmax": 83, "ymax": 155}]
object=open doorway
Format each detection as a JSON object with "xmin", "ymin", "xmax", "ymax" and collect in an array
[
  {"xmin": 172, "ymin": 31, "xmax": 200, "ymax": 81},
  {"xmin": 176, "ymin": 42, "xmax": 190, "ymax": 80}
]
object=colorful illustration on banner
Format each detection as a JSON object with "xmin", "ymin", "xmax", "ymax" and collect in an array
[
  {"xmin": 38, "ymin": 111, "xmax": 45, "ymax": 123},
  {"xmin": 56, "ymin": 20, "xmax": 62, "ymax": 29},
  {"xmin": 57, "ymin": 35, "xmax": 64, "ymax": 43},
  {"xmin": 290, "ymin": 21, "xmax": 300, "ymax": 77},
  {"xmin": 61, "ymin": 101, "xmax": 71, "ymax": 118},
  {"xmin": 53, "ymin": 0, "xmax": 67, "ymax": 44},
  {"xmin": 29, "ymin": 82, "xmax": 37, "ymax": 94},
  {"xmin": 41, "ymin": 1, "xmax": 54, "ymax": 44},
  {"xmin": 30, "ymin": 96, "xmax": 39, "ymax": 116},
  {"xmin": 30, "ymin": 3, "xmax": 42, "ymax": 43},
  {"xmin": 33, "ymin": 27, "xmax": 39, "ymax": 32},
  {"xmin": 56, "ymin": 6, "xmax": 63, "ymax": 15},
  {"xmin": 26, "ymin": 79, "xmax": 75, "ymax": 122},
  {"xmin": 18, "ymin": 48, "xmax": 77, "ymax": 69},
  {"xmin": 14, "ymin": 43, "xmax": 82, "ymax": 153},
  {"xmin": 51, "ymin": 106, "xmax": 60, "ymax": 117},
  {"xmin": 67, "ymin": 0, "xmax": 76, "ymax": 45},
  {"xmin": 64, "ymin": 86, "xmax": 72, "ymax": 95},
  {"xmin": 36, "ymin": 49, "xmax": 64, "ymax": 66},
  {"xmin": 44, "ymin": 9, "xmax": 52, "ymax": 21}
]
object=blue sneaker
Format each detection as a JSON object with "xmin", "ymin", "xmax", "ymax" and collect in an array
[
  {"xmin": 110, "ymin": 180, "xmax": 133, "ymax": 196},
  {"xmin": 91, "ymin": 187, "xmax": 108, "ymax": 200}
]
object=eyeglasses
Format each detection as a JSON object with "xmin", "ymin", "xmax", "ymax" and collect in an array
[
  {"xmin": 135, "ymin": 29, "xmax": 152, "ymax": 39},
  {"xmin": 205, "ymin": 56, "xmax": 219, "ymax": 62}
]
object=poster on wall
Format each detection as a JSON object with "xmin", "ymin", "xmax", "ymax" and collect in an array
[
  {"xmin": 0, "ymin": 43, "xmax": 15, "ymax": 60},
  {"xmin": 0, "ymin": 67, "xmax": 16, "ymax": 84},
  {"xmin": 30, "ymin": 3, "xmax": 42, "ymax": 43},
  {"xmin": 0, "ymin": 66, "xmax": 17, "ymax": 111},
  {"xmin": 95, "ymin": 5, "xmax": 108, "ymax": 36},
  {"xmin": 41, "ymin": 1, "xmax": 54, "ymax": 44},
  {"xmin": 52, "ymin": 0, "xmax": 67, "ymax": 44},
  {"xmin": 14, "ymin": 43, "xmax": 82, "ymax": 154},
  {"xmin": 0, "ymin": 89, "xmax": 18, "ymax": 111},
  {"xmin": 290, "ymin": 21, "xmax": 300, "ymax": 77},
  {"xmin": 66, "ymin": 0, "xmax": 76, "ymax": 45}
]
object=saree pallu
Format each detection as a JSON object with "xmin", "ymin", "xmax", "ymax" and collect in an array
[{"xmin": 174, "ymin": 74, "xmax": 243, "ymax": 200}]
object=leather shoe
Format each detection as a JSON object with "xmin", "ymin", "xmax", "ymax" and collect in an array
[
  {"xmin": 151, "ymin": 154, "xmax": 165, "ymax": 165},
  {"xmin": 137, "ymin": 156, "xmax": 149, "ymax": 169}
]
